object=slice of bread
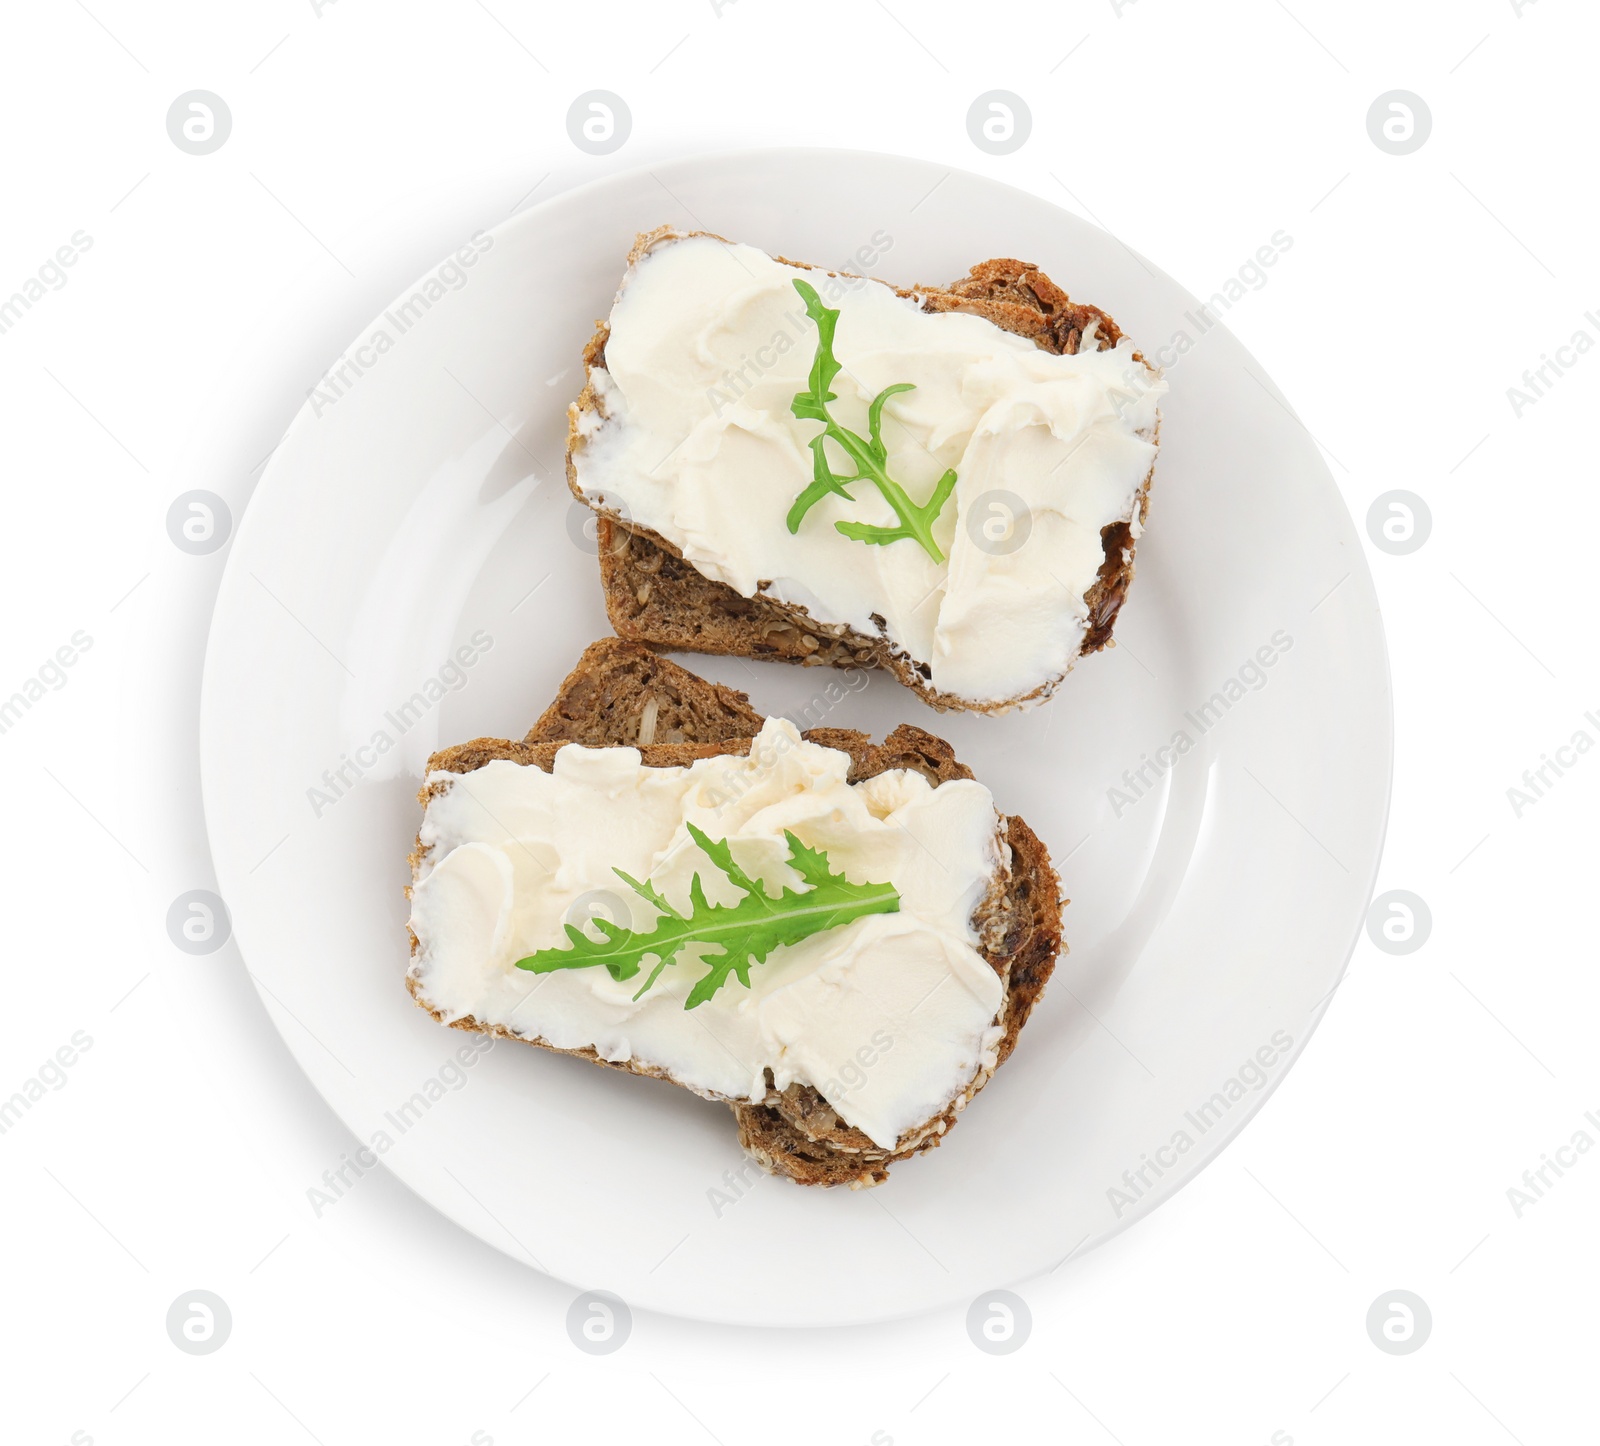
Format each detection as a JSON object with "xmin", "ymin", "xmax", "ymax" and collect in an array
[
  {"xmin": 567, "ymin": 227, "xmax": 1159, "ymax": 715},
  {"xmin": 407, "ymin": 640, "xmax": 1064, "ymax": 1187}
]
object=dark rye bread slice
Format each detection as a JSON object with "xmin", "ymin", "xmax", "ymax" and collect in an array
[
  {"xmin": 406, "ymin": 640, "xmax": 1064, "ymax": 1188},
  {"xmin": 568, "ymin": 226, "xmax": 1158, "ymax": 714}
]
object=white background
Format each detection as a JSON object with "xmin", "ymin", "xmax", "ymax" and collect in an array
[{"xmin": 2, "ymin": 0, "xmax": 1595, "ymax": 1442}]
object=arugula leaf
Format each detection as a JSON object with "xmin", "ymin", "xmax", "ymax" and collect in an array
[
  {"xmin": 792, "ymin": 285, "xmax": 842, "ymax": 423},
  {"xmin": 786, "ymin": 278, "xmax": 959, "ymax": 564},
  {"xmin": 514, "ymin": 823, "xmax": 899, "ymax": 1010}
]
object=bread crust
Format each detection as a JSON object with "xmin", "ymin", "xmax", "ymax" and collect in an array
[
  {"xmin": 567, "ymin": 226, "xmax": 1159, "ymax": 715},
  {"xmin": 405, "ymin": 640, "xmax": 1064, "ymax": 1187}
]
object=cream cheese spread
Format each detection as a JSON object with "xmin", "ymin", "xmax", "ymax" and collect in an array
[
  {"xmin": 407, "ymin": 718, "xmax": 1008, "ymax": 1150},
  {"xmin": 571, "ymin": 233, "xmax": 1164, "ymax": 706}
]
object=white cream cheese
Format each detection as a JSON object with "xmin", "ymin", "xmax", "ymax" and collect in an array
[
  {"xmin": 407, "ymin": 718, "xmax": 1007, "ymax": 1150},
  {"xmin": 572, "ymin": 233, "xmax": 1164, "ymax": 706}
]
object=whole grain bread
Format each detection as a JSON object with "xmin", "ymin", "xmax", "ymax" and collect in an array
[
  {"xmin": 567, "ymin": 226, "xmax": 1158, "ymax": 715},
  {"xmin": 406, "ymin": 639, "xmax": 1064, "ymax": 1188}
]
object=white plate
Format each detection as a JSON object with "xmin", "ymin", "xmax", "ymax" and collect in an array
[{"xmin": 200, "ymin": 148, "xmax": 1391, "ymax": 1326}]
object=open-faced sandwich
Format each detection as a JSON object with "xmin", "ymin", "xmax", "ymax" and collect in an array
[
  {"xmin": 567, "ymin": 227, "xmax": 1164, "ymax": 714},
  {"xmin": 405, "ymin": 640, "xmax": 1063, "ymax": 1187}
]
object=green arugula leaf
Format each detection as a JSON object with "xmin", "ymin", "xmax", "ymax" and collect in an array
[
  {"xmin": 514, "ymin": 823, "xmax": 900, "ymax": 1010},
  {"xmin": 783, "ymin": 433, "xmax": 861, "ymax": 536},
  {"xmin": 786, "ymin": 278, "xmax": 958, "ymax": 564},
  {"xmin": 792, "ymin": 283, "xmax": 842, "ymax": 423}
]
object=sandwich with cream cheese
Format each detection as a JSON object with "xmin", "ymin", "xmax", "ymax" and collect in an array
[
  {"xmin": 567, "ymin": 228, "xmax": 1163, "ymax": 715},
  {"xmin": 405, "ymin": 639, "xmax": 1063, "ymax": 1188}
]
